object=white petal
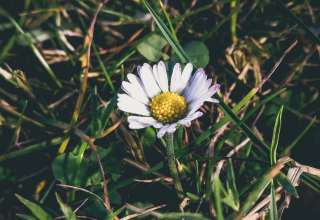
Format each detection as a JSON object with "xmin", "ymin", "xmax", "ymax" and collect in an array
[
  {"xmin": 139, "ymin": 63, "xmax": 161, "ymax": 97},
  {"xmin": 157, "ymin": 61, "xmax": 169, "ymax": 92},
  {"xmin": 184, "ymin": 69, "xmax": 212, "ymax": 102},
  {"xmin": 188, "ymin": 100, "xmax": 204, "ymax": 115},
  {"xmin": 157, "ymin": 125, "xmax": 169, "ymax": 138},
  {"xmin": 206, "ymin": 98, "xmax": 219, "ymax": 103},
  {"xmin": 126, "ymin": 74, "xmax": 150, "ymax": 103},
  {"xmin": 117, "ymin": 93, "xmax": 150, "ymax": 116},
  {"xmin": 183, "ymin": 68, "xmax": 207, "ymax": 101},
  {"xmin": 205, "ymin": 84, "xmax": 220, "ymax": 99},
  {"xmin": 197, "ymin": 83, "xmax": 220, "ymax": 103},
  {"xmin": 128, "ymin": 116, "xmax": 160, "ymax": 129},
  {"xmin": 178, "ymin": 111, "xmax": 203, "ymax": 127},
  {"xmin": 170, "ymin": 63, "xmax": 182, "ymax": 92},
  {"xmin": 121, "ymin": 80, "xmax": 149, "ymax": 105},
  {"xmin": 152, "ymin": 64, "xmax": 160, "ymax": 87},
  {"xmin": 157, "ymin": 123, "xmax": 177, "ymax": 138},
  {"xmin": 175, "ymin": 63, "xmax": 193, "ymax": 93}
]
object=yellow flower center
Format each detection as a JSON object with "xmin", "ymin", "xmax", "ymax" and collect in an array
[{"xmin": 150, "ymin": 92, "xmax": 187, "ymax": 123}]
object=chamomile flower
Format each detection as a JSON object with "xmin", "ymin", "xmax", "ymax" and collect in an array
[{"xmin": 117, "ymin": 61, "xmax": 220, "ymax": 138}]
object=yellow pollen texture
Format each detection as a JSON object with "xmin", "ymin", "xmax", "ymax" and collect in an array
[{"xmin": 150, "ymin": 92, "xmax": 187, "ymax": 123}]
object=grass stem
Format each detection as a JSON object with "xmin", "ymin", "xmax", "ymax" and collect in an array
[{"xmin": 166, "ymin": 133, "xmax": 184, "ymax": 198}]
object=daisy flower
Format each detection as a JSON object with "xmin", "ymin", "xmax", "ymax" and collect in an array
[{"xmin": 117, "ymin": 61, "xmax": 220, "ymax": 138}]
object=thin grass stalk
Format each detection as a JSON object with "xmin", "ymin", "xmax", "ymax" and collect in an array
[{"xmin": 166, "ymin": 133, "xmax": 184, "ymax": 198}]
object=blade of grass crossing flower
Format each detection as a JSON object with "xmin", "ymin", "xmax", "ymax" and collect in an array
[
  {"xmin": 142, "ymin": 0, "xmax": 189, "ymax": 63},
  {"xmin": 270, "ymin": 106, "xmax": 284, "ymax": 165},
  {"xmin": 215, "ymin": 95, "xmax": 269, "ymax": 153},
  {"xmin": 270, "ymin": 181, "xmax": 278, "ymax": 220},
  {"xmin": 193, "ymin": 88, "xmax": 285, "ymax": 147},
  {"xmin": 177, "ymin": 89, "xmax": 285, "ymax": 160}
]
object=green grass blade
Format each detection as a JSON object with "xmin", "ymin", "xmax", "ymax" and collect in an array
[
  {"xmin": 15, "ymin": 194, "xmax": 53, "ymax": 220},
  {"xmin": 270, "ymin": 106, "xmax": 284, "ymax": 165},
  {"xmin": 213, "ymin": 176, "xmax": 225, "ymax": 220},
  {"xmin": 142, "ymin": 0, "xmax": 189, "ymax": 63},
  {"xmin": 270, "ymin": 181, "xmax": 279, "ymax": 220},
  {"xmin": 216, "ymin": 95, "xmax": 269, "ymax": 153},
  {"xmin": 159, "ymin": 212, "xmax": 209, "ymax": 220},
  {"xmin": 226, "ymin": 159, "xmax": 240, "ymax": 211},
  {"xmin": 276, "ymin": 172, "xmax": 299, "ymax": 198},
  {"xmin": 55, "ymin": 193, "xmax": 77, "ymax": 220}
]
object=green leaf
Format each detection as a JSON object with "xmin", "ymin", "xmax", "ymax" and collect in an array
[
  {"xmin": 16, "ymin": 214, "xmax": 38, "ymax": 220},
  {"xmin": 15, "ymin": 194, "xmax": 53, "ymax": 220},
  {"xmin": 137, "ymin": 33, "xmax": 167, "ymax": 61},
  {"xmin": 222, "ymin": 160, "xmax": 239, "ymax": 211},
  {"xmin": 183, "ymin": 41, "xmax": 209, "ymax": 67},
  {"xmin": 159, "ymin": 212, "xmax": 209, "ymax": 220},
  {"xmin": 276, "ymin": 172, "xmax": 299, "ymax": 198},
  {"xmin": 55, "ymin": 193, "xmax": 77, "ymax": 220},
  {"xmin": 212, "ymin": 176, "xmax": 225, "ymax": 220},
  {"xmin": 52, "ymin": 143, "xmax": 89, "ymax": 186},
  {"xmin": 269, "ymin": 182, "xmax": 278, "ymax": 220},
  {"xmin": 270, "ymin": 106, "xmax": 284, "ymax": 165},
  {"xmin": 141, "ymin": 127, "xmax": 157, "ymax": 148}
]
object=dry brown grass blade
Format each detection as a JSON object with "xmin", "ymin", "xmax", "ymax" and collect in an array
[
  {"xmin": 242, "ymin": 158, "xmax": 320, "ymax": 220},
  {"xmin": 97, "ymin": 120, "xmax": 122, "ymax": 139},
  {"xmin": 0, "ymin": 99, "xmax": 45, "ymax": 127},
  {"xmin": 71, "ymin": 0, "xmax": 108, "ymax": 126},
  {"xmin": 124, "ymin": 203, "xmax": 164, "ymax": 219}
]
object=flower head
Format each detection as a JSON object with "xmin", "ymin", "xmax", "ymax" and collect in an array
[{"xmin": 117, "ymin": 61, "xmax": 220, "ymax": 138}]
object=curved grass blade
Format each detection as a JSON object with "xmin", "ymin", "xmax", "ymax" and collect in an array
[
  {"xmin": 213, "ymin": 176, "xmax": 225, "ymax": 220},
  {"xmin": 55, "ymin": 193, "xmax": 77, "ymax": 220},
  {"xmin": 15, "ymin": 194, "xmax": 53, "ymax": 220},
  {"xmin": 270, "ymin": 106, "xmax": 284, "ymax": 165}
]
